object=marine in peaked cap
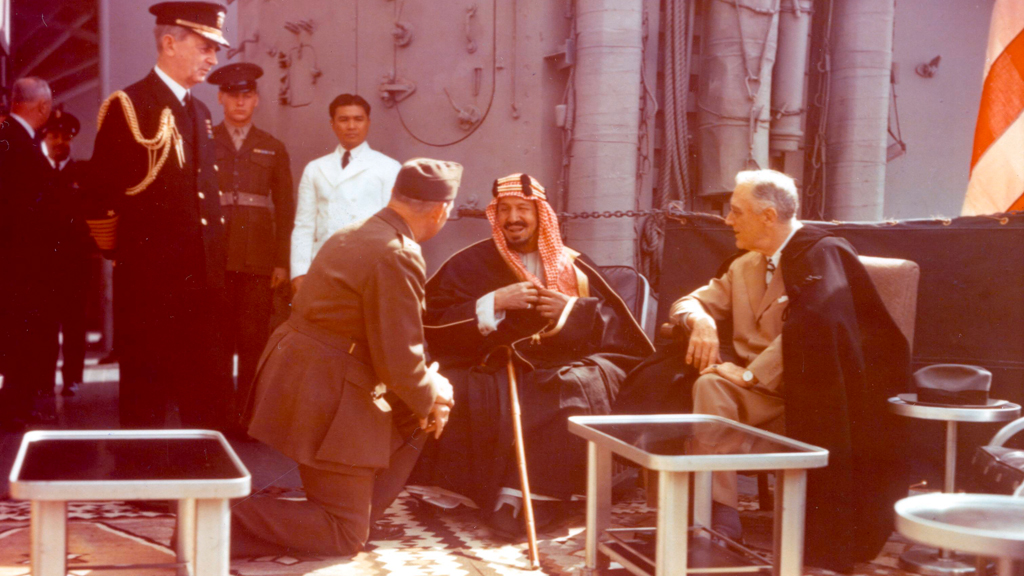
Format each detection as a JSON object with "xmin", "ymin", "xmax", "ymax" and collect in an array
[
  {"xmin": 208, "ymin": 60, "xmax": 296, "ymax": 431},
  {"xmin": 83, "ymin": 0, "xmax": 233, "ymax": 430}
]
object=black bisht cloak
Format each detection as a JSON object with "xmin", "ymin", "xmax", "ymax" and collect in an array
[{"xmin": 412, "ymin": 239, "xmax": 654, "ymax": 509}]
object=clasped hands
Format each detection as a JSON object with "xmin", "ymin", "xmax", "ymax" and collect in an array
[
  {"xmin": 493, "ymin": 281, "xmax": 569, "ymax": 320},
  {"xmin": 420, "ymin": 363, "xmax": 454, "ymax": 439},
  {"xmin": 673, "ymin": 313, "xmax": 751, "ymax": 388}
]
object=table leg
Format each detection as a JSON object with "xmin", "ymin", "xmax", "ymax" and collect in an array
[
  {"xmin": 773, "ymin": 469, "xmax": 806, "ymax": 576},
  {"xmin": 656, "ymin": 470, "xmax": 689, "ymax": 576},
  {"xmin": 194, "ymin": 498, "xmax": 230, "ymax": 576},
  {"xmin": 31, "ymin": 500, "xmax": 66, "ymax": 576},
  {"xmin": 996, "ymin": 557, "xmax": 1014, "ymax": 576},
  {"xmin": 177, "ymin": 498, "xmax": 197, "ymax": 576},
  {"xmin": 584, "ymin": 441, "xmax": 612, "ymax": 575},
  {"xmin": 945, "ymin": 421, "xmax": 958, "ymax": 494},
  {"xmin": 898, "ymin": 421, "xmax": 977, "ymax": 576},
  {"xmin": 693, "ymin": 470, "xmax": 713, "ymax": 538}
]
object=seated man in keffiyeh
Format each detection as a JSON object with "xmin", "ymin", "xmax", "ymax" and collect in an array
[{"xmin": 411, "ymin": 173, "xmax": 653, "ymax": 539}]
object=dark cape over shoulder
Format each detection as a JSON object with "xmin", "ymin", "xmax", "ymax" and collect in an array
[
  {"xmin": 780, "ymin": 225, "xmax": 910, "ymax": 573},
  {"xmin": 411, "ymin": 239, "xmax": 653, "ymax": 508}
]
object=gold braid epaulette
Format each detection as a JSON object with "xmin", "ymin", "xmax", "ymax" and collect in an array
[{"xmin": 97, "ymin": 90, "xmax": 184, "ymax": 196}]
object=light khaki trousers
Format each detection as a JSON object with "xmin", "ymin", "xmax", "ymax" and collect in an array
[{"xmin": 691, "ymin": 373, "xmax": 785, "ymax": 508}]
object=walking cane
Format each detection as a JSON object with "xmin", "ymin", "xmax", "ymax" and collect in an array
[{"xmin": 504, "ymin": 348, "xmax": 541, "ymax": 570}]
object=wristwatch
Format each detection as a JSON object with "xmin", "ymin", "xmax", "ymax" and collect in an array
[{"xmin": 742, "ymin": 370, "xmax": 756, "ymax": 384}]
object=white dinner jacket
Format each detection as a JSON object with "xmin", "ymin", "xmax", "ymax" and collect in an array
[{"xmin": 290, "ymin": 142, "xmax": 402, "ymax": 278}]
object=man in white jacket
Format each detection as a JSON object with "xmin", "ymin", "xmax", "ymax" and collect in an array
[{"xmin": 290, "ymin": 94, "xmax": 401, "ymax": 294}]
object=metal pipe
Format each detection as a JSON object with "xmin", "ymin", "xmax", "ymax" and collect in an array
[
  {"xmin": 697, "ymin": 0, "xmax": 779, "ymax": 196},
  {"xmin": 770, "ymin": 0, "xmax": 812, "ymax": 152},
  {"xmin": 823, "ymin": 0, "xmax": 895, "ymax": 220},
  {"xmin": 566, "ymin": 0, "xmax": 644, "ymax": 265}
]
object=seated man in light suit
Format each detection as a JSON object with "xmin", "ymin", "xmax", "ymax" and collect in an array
[
  {"xmin": 290, "ymin": 93, "xmax": 400, "ymax": 294},
  {"xmin": 618, "ymin": 169, "xmax": 909, "ymax": 573}
]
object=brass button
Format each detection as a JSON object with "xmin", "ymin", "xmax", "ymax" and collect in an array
[
  {"xmin": 214, "ymin": 164, "xmax": 219, "ymax": 172},
  {"xmin": 218, "ymin": 190, "xmax": 223, "ymax": 196},
  {"xmin": 220, "ymin": 216, "xmax": 226, "ymax": 224},
  {"xmin": 201, "ymin": 218, "xmax": 208, "ymax": 226},
  {"xmin": 198, "ymin": 192, "xmax": 205, "ymax": 199}
]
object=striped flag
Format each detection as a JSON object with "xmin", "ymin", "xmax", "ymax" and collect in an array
[{"xmin": 963, "ymin": 0, "xmax": 1024, "ymax": 215}]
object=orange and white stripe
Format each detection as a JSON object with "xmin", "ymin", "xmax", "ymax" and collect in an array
[{"xmin": 963, "ymin": 0, "xmax": 1024, "ymax": 215}]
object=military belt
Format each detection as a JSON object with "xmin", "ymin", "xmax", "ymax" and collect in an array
[
  {"xmin": 221, "ymin": 192, "xmax": 273, "ymax": 208},
  {"xmin": 285, "ymin": 316, "xmax": 385, "ymax": 398}
]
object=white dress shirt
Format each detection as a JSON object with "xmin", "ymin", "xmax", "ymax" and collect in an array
[
  {"xmin": 154, "ymin": 65, "xmax": 189, "ymax": 105},
  {"xmin": 290, "ymin": 141, "xmax": 401, "ymax": 278},
  {"xmin": 765, "ymin": 220, "xmax": 803, "ymax": 284},
  {"xmin": 40, "ymin": 142, "xmax": 71, "ymax": 170}
]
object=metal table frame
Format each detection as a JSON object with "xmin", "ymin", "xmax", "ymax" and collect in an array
[
  {"xmin": 896, "ymin": 493, "xmax": 1024, "ymax": 576},
  {"xmin": 569, "ymin": 414, "xmax": 829, "ymax": 576},
  {"xmin": 8, "ymin": 429, "xmax": 252, "ymax": 576},
  {"xmin": 888, "ymin": 397, "xmax": 1021, "ymax": 576}
]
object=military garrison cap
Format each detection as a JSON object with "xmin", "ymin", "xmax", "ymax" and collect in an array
[
  {"xmin": 44, "ymin": 108, "xmax": 81, "ymax": 136},
  {"xmin": 394, "ymin": 158, "xmax": 463, "ymax": 202},
  {"xmin": 149, "ymin": 2, "xmax": 230, "ymax": 48},
  {"xmin": 208, "ymin": 63, "xmax": 263, "ymax": 93}
]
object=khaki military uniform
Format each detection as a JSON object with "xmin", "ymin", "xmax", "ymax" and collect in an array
[
  {"xmin": 231, "ymin": 207, "xmax": 443, "ymax": 557},
  {"xmin": 213, "ymin": 123, "xmax": 294, "ymax": 426}
]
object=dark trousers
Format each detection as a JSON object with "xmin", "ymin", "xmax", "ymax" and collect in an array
[
  {"xmin": 0, "ymin": 265, "xmax": 59, "ymax": 423},
  {"xmin": 1, "ymin": 305, "xmax": 59, "ymax": 422},
  {"xmin": 115, "ymin": 276, "xmax": 233, "ymax": 430},
  {"xmin": 225, "ymin": 271, "xmax": 273, "ymax": 426},
  {"xmin": 56, "ymin": 252, "xmax": 91, "ymax": 385},
  {"xmin": 230, "ymin": 398, "xmax": 424, "ymax": 557}
]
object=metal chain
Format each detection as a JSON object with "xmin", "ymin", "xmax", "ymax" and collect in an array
[{"xmin": 454, "ymin": 206, "xmax": 684, "ymax": 221}]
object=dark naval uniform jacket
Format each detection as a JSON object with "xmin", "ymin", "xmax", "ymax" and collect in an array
[
  {"xmin": 87, "ymin": 71, "xmax": 232, "ymax": 428},
  {"xmin": 213, "ymin": 124, "xmax": 294, "ymax": 275}
]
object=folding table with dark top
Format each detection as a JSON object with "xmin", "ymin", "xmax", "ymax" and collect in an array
[
  {"xmin": 9, "ymin": 429, "xmax": 251, "ymax": 576},
  {"xmin": 569, "ymin": 414, "xmax": 828, "ymax": 576}
]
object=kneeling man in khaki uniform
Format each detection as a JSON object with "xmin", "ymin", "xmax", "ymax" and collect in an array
[{"xmin": 231, "ymin": 158, "xmax": 463, "ymax": 557}]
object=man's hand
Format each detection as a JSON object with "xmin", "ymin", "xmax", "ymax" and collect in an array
[
  {"xmin": 420, "ymin": 366, "xmax": 454, "ymax": 439},
  {"xmin": 270, "ymin": 267, "xmax": 288, "ymax": 289},
  {"xmin": 536, "ymin": 287, "xmax": 571, "ymax": 321},
  {"xmin": 291, "ymin": 275, "xmax": 305, "ymax": 296},
  {"xmin": 699, "ymin": 361, "xmax": 747, "ymax": 388},
  {"xmin": 685, "ymin": 315, "xmax": 721, "ymax": 371},
  {"xmin": 494, "ymin": 281, "xmax": 539, "ymax": 312}
]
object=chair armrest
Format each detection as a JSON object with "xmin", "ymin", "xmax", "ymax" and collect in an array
[
  {"xmin": 989, "ymin": 417, "xmax": 1024, "ymax": 447},
  {"xmin": 659, "ymin": 322, "xmax": 689, "ymax": 340}
]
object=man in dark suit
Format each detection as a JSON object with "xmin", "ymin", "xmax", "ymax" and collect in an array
[
  {"xmin": 0, "ymin": 77, "xmax": 58, "ymax": 430},
  {"xmin": 86, "ymin": 2, "xmax": 233, "ymax": 429},
  {"xmin": 207, "ymin": 62, "xmax": 295, "ymax": 431},
  {"xmin": 41, "ymin": 109, "xmax": 95, "ymax": 398}
]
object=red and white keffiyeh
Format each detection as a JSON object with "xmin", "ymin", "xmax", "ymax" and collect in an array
[{"xmin": 485, "ymin": 173, "xmax": 579, "ymax": 297}]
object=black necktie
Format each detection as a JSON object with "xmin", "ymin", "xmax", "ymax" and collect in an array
[
  {"xmin": 342, "ymin": 150, "xmax": 351, "ymax": 169},
  {"xmin": 766, "ymin": 258, "xmax": 777, "ymax": 284},
  {"xmin": 183, "ymin": 92, "xmax": 194, "ymax": 121}
]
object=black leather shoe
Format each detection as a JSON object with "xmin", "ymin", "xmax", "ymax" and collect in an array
[
  {"xmin": 369, "ymin": 521, "xmax": 405, "ymax": 541},
  {"xmin": 61, "ymin": 382, "xmax": 80, "ymax": 397},
  {"xmin": 487, "ymin": 500, "xmax": 560, "ymax": 541}
]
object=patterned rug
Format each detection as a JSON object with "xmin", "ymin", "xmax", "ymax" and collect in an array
[{"xmin": 0, "ymin": 491, "xmax": 921, "ymax": 575}]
